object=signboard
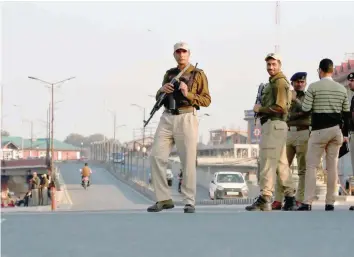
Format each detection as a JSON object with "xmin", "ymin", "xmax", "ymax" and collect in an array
[
  {"xmin": 253, "ymin": 128, "xmax": 260, "ymax": 137},
  {"xmin": 250, "ymin": 121, "xmax": 261, "ymax": 144},
  {"xmin": 244, "ymin": 110, "xmax": 255, "ymax": 119}
]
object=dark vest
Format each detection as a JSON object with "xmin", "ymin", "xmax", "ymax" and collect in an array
[{"xmin": 163, "ymin": 67, "xmax": 199, "ymax": 109}]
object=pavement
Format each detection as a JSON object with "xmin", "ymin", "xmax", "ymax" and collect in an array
[
  {"xmin": 1, "ymin": 162, "xmax": 354, "ymax": 257},
  {"xmin": 56, "ymin": 162, "xmax": 153, "ymax": 211}
]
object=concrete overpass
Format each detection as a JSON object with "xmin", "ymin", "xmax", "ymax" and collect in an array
[{"xmin": 1, "ymin": 161, "xmax": 354, "ymax": 257}]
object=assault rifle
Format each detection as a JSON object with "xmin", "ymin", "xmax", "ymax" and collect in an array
[
  {"xmin": 144, "ymin": 63, "xmax": 196, "ymax": 127},
  {"xmin": 254, "ymin": 83, "xmax": 268, "ymax": 125}
]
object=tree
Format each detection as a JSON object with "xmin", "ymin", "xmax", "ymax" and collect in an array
[
  {"xmin": 64, "ymin": 133, "xmax": 106, "ymax": 147},
  {"xmin": 86, "ymin": 134, "xmax": 105, "ymax": 145},
  {"xmin": 1, "ymin": 130, "xmax": 10, "ymax": 137},
  {"xmin": 63, "ymin": 133, "xmax": 86, "ymax": 147}
]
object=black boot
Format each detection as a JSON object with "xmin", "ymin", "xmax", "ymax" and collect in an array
[
  {"xmin": 184, "ymin": 204, "xmax": 195, "ymax": 213},
  {"xmin": 147, "ymin": 199, "xmax": 174, "ymax": 212},
  {"xmin": 349, "ymin": 206, "xmax": 354, "ymax": 211},
  {"xmin": 245, "ymin": 195, "xmax": 271, "ymax": 211},
  {"xmin": 325, "ymin": 204, "xmax": 334, "ymax": 211},
  {"xmin": 297, "ymin": 203, "xmax": 312, "ymax": 211},
  {"xmin": 282, "ymin": 196, "xmax": 297, "ymax": 211}
]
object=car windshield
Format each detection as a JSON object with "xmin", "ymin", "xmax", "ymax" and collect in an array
[{"xmin": 216, "ymin": 174, "xmax": 244, "ymax": 183}]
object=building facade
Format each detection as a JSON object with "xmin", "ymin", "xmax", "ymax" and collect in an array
[
  {"xmin": 1, "ymin": 136, "xmax": 80, "ymax": 161},
  {"xmin": 209, "ymin": 129, "xmax": 248, "ymax": 145}
]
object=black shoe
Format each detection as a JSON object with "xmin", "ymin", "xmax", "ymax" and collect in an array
[
  {"xmin": 147, "ymin": 200, "xmax": 174, "ymax": 212},
  {"xmin": 282, "ymin": 196, "xmax": 297, "ymax": 211},
  {"xmin": 245, "ymin": 195, "xmax": 271, "ymax": 211},
  {"xmin": 297, "ymin": 203, "xmax": 312, "ymax": 211},
  {"xmin": 349, "ymin": 206, "xmax": 354, "ymax": 211},
  {"xmin": 325, "ymin": 204, "xmax": 334, "ymax": 211},
  {"xmin": 184, "ymin": 204, "xmax": 195, "ymax": 213}
]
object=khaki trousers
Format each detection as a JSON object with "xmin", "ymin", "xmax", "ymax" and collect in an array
[
  {"xmin": 303, "ymin": 125, "xmax": 343, "ymax": 205},
  {"xmin": 275, "ymin": 130, "xmax": 309, "ymax": 202},
  {"xmin": 259, "ymin": 120, "xmax": 295, "ymax": 197},
  {"xmin": 350, "ymin": 132, "xmax": 354, "ymax": 176},
  {"xmin": 150, "ymin": 110, "xmax": 198, "ymax": 205}
]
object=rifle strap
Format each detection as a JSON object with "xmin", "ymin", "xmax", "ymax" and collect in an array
[{"xmin": 173, "ymin": 63, "xmax": 191, "ymax": 82}]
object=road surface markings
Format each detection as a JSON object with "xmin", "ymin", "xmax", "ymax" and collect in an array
[{"xmin": 60, "ymin": 174, "xmax": 73, "ymax": 205}]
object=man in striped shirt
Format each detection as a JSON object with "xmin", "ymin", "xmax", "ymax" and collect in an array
[{"xmin": 298, "ymin": 58, "xmax": 350, "ymax": 211}]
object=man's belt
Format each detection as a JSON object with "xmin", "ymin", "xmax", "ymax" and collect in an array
[
  {"xmin": 164, "ymin": 106, "xmax": 195, "ymax": 115},
  {"xmin": 260, "ymin": 114, "xmax": 284, "ymax": 125},
  {"xmin": 288, "ymin": 126, "xmax": 310, "ymax": 132}
]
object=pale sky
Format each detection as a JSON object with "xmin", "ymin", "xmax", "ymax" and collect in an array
[{"xmin": 1, "ymin": 1, "xmax": 353, "ymax": 144}]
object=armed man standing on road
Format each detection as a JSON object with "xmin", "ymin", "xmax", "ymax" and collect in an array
[
  {"xmin": 272, "ymin": 72, "xmax": 311, "ymax": 210},
  {"xmin": 298, "ymin": 59, "xmax": 350, "ymax": 211},
  {"xmin": 147, "ymin": 42, "xmax": 211, "ymax": 214},
  {"xmin": 246, "ymin": 53, "xmax": 297, "ymax": 211},
  {"xmin": 346, "ymin": 72, "xmax": 354, "ymax": 211}
]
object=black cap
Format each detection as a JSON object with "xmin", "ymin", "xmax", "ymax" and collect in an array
[
  {"xmin": 348, "ymin": 72, "xmax": 354, "ymax": 80},
  {"xmin": 290, "ymin": 72, "xmax": 307, "ymax": 81}
]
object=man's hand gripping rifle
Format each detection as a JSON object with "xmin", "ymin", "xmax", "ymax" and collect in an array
[{"xmin": 144, "ymin": 64, "xmax": 194, "ymax": 127}]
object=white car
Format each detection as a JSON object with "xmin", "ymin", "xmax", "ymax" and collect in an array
[
  {"xmin": 209, "ymin": 171, "xmax": 249, "ymax": 200},
  {"xmin": 148, "ymin": 169, "xmax": 174, "ymax": 187}
]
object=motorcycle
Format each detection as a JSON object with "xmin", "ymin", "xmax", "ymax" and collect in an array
[{"xmin": 82, "ymin": 176, "xmax": 89, "ymax": 190}]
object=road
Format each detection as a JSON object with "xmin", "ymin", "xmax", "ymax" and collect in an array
[
  {"xmin": 2, "ymin": 162, "xmax": 354, "ymax": 257},
  {"xmin": 2, "ymin": 205, "xmax": 354, "ymax": 257},
  {"xmin": 112, "ymin": 159, "xmax": 210, "ymax": 202},
  {"xmin": 58, "ymin": 162, "xmax": 153, "ymax": 211}
]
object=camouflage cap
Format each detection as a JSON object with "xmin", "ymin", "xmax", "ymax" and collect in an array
[
  {"xmin": 174, "ymin": 42, "xmax": 190, "ymax": 52},
  {"xmin": 265, "ymin": 53, "xmax": 282, "ymax": 62},
  {"xmin": 348, "ymin": 72, "xmax": 354, "ymax": 80}
]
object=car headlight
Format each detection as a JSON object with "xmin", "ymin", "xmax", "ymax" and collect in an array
[{"xmin": 216, "ymin": 185, "xmax": 224, "ymax": 191}]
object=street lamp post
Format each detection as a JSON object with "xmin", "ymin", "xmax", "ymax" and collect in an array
[
  {"xmin": 108, "ymin": 108, "xmax": 126, "ymax": 157},
  {"xmin": 28, "ymin": 76, "xmax": 75, "ymax": 211},
  {"xmin": 131, "ymin": 103, "xmax": 147, "ymax": 182},
  {"xmin": 28, "ymin": 76, "xmax": 75, "ymax": 172}
]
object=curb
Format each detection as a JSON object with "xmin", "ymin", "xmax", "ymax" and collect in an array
[{"xmin": 56, "ymin": 168, "xmax": 73, "ymax": 206}]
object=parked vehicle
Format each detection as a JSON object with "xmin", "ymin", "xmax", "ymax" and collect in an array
[{"xmin": 209, "ymin": 171, "xmax": 249, "ymax": 200}]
